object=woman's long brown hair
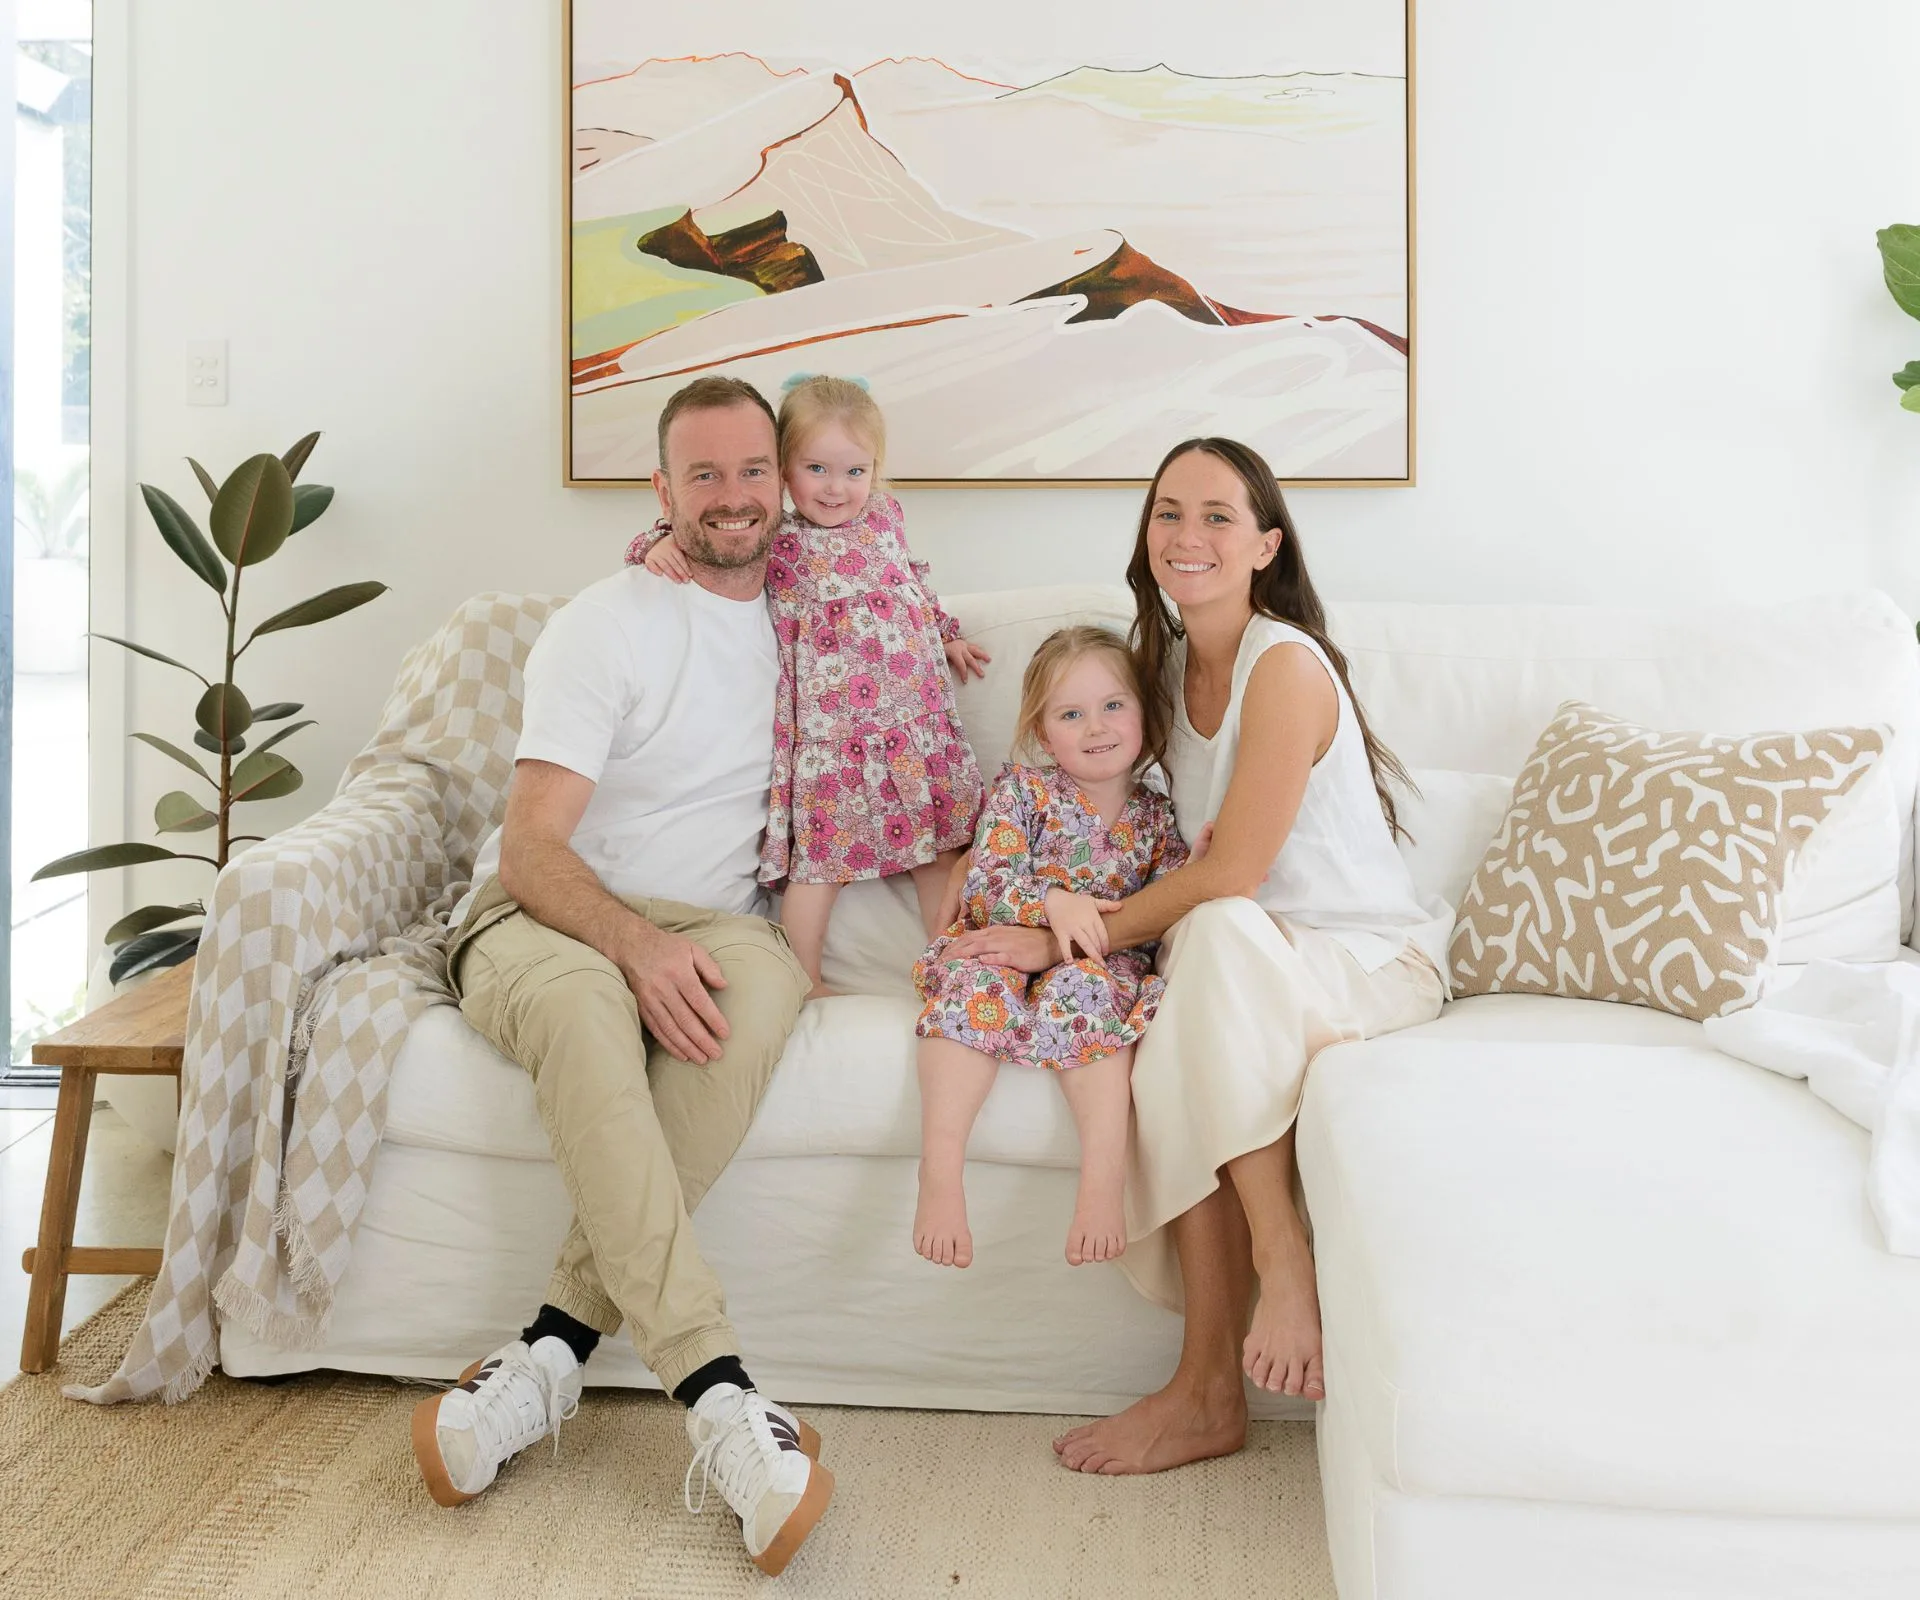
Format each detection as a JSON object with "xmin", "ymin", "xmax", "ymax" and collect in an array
[{"xmin": 1125, "ymin": 437, "xmax": 1412, "ymax": 839}]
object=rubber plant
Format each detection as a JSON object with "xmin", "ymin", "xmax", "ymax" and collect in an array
[
  {"xmin": 1882, "ymin": 225, "xmax": 1920, "ymax": 415},
  {"xmin": 32, "ymin": 433, "xmax": 387, "ymax": 981}
]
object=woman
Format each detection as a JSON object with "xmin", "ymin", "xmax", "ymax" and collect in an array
[{"xmin": 946, "ymin": 437, "xmax": 1450, "ymax": 1475}]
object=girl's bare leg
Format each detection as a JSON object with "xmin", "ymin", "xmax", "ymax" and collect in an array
[
  {"xmin": 913, "ymin": 1037, "xmax": 999, "ymax": 1268},
  {"xmin": 909, "ymin": 850, "xmax": 967, "ymax": 936},
  {"xmin": 1224, "ymin": 1128, "xmax": 1324, "ymax": 1400},
  {"xmin": 1055, "ymin": 1047, "xmax": 1132, "ymax": 1265},
  {"xmin": 1054, "ymin": 1173, "xmax": 1253, "ymax": 1474},
  {"xmin": 779, "ymin": 882, "xmax": 841, "ymax": 999}
]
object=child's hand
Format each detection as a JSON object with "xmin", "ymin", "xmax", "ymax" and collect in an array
[
  {"xmin": 1190, "ymin": 823, "xmax": 1214, "ymax": 862},
  {"xmin": 1045, "ymin": 888, "xmax": 1116, "ymax": 966},
  {"xmin": 944, "ymin": 637, "xmax": 992, "ymax": 683},
  {"xmin": 644, "ymin": 534, "xmax": 693, "ymax": 584}
]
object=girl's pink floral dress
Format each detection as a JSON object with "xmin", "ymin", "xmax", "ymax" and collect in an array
[
  {"xmin": 913, "ymin": 763, "xmax": 1189, "ymax": 1071},
  {"xmin": 628, "ymin": 491, "xmax": 984, "ymax": 886}
]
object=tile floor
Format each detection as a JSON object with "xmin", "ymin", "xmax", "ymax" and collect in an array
[{"xmin": 1, "ymin": 1102, "xmax": 172, "ymax": 1384}]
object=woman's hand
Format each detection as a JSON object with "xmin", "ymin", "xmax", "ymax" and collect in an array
[
  {"xmin": 645, "ymin": 535, "xmax": 693, "ymax": 584},
  {"xmin": 944, "ymin": 637, "xmax": 992, "ymax": 683},
  {"xmin": 1045, "ymin": 888, "xmax": 1117, "ymax": 965},
  {"xmin": 943, "ymin": 923, "xmax": 1057, "ymax": 972},
  {"xmin": 1190, "ymin": 823, "xmax": 1214, "ymax": 862}
]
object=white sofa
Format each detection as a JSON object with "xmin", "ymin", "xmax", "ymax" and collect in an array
[{"xmin": 219, "ymin": 584, "xmax": 1920, "ymax": 1600}]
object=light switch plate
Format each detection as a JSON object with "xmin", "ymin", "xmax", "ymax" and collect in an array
[{"xmin": 187, "ymin": 339, "xmax": 227, "ymax": 406}]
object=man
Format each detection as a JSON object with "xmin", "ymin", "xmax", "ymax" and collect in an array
[{"xmin": 412, "ymin": 376, "xmax": 830, "ymax": 1577}]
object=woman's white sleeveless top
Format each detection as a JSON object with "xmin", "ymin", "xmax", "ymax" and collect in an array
[{"xmin": 1165, "ymin": 615, "xmax": 1451, "ymax": 975}]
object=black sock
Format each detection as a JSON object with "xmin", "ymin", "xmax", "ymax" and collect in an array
[
  {"xmin": 671, "ymin": 1354, "xmax": 755, "ymax": 1408},
  {"xmin": 520, "ymin": 1304, "xmax": 601, "ymax": 1366}
]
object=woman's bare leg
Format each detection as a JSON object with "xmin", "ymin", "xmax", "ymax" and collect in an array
[
  {"xmin": 1224, "ymin": 1127, "xmax": 1324, "ymax": 1400},
  {"xmin": 779, "ymin": 882, "xmax": 841, "ymax": 999},
  {"xmin": 1053, "ymin": 1175, "xmax": 1253, "ymax": 1474},
  {"xmin": 912, "ymin": 1037, "xmax": 999, "ymax": 1267},
  {"xmin": 1055, "ymin": 1048, "xmax": 1132, "ymax": 1265},
  {"xmin": 909, "ymin": 851, "xmax": 966, "ymax": 936}
]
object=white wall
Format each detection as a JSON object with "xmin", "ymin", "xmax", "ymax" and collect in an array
[{"xmin": 105, "ymin": 0, "xmax": 1920, "ymax": 909}]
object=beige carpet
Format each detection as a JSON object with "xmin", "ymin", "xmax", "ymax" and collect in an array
[{"xmin": 0, "ymin": 1284, "xmax": 1335, "ymax": 1599}]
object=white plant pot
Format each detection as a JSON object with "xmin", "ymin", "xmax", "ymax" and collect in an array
[
  {"xmin": 15, "ymin": 556, "xmax": 88, "ymax": 674},
  {"xmin": 88, "ymin": 953, "xmax": 182, "ymax": 1155}
]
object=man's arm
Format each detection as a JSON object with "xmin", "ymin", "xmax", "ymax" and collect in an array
[{"xmin": 497, "ymin": 759, "xmax": 733, "ymax": 1064}]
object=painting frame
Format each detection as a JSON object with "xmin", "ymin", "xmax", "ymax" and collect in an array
[{"xmin": 561, "ymin": 0, "xmax": 1417, "ymax": 489}]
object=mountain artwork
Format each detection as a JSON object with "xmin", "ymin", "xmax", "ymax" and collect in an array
[{"xmin": 567, "ymin": 32, "xmax": 1412, "ymax": 485}]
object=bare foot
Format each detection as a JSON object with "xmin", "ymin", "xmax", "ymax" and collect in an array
[
  {"xmin": 1065, "ymin": 1174, "xmax": 1126, "ymax": 1266},
  {"xmin": 912, "ymin": 1165, "xmax": 973, "ymax": 1268},
  {"xmin": 1052, "ymin": 1378, "xmax": 1247, "ymax": 1475},
  {"xmin": 1243, "ymin": 1220, "xmax": 1324, "ymax": 1399}
]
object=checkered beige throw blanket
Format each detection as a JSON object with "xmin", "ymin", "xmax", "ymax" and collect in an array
[{"xmin": 70, "ymin": 593, "xmax": 564, "ymax": 1405}]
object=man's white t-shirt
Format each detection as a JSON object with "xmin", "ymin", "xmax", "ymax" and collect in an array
[{"xmin": 456, "ymin": 565, "xmax": 779, "ymax": 923}]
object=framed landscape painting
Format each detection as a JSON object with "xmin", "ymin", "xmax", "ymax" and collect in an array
[{"xmin": 566, "ymin": 1, "xmax": 1413, "ymax": 486}]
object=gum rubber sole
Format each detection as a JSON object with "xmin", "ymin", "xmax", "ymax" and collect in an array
[
  {"xmin": 752, "ymin": 1459, "xmax": 836, "ymax": 1577},
  {"xmin": 412, "ymin": 1357, "xmax": 489, "ymax": 1508},
  {"xmin": 795, "ymin": 1417, "xmax": 822, "ymax": 1460}
]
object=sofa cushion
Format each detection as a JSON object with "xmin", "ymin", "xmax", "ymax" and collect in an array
[
  {"xmin": 383, "ymin": 996, "xmax": 1083, "ymax": 1169},
  {"xmin": 1298, "ymin": 1012, "xmax": 1920, "ymax": 1520},
  {"xmin": 1447, "ymin": 703, "xmax": 1886, "ymax": 1019}
]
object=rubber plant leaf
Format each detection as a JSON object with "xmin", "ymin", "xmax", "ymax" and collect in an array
[
  {"xmin": 103, "ymin": 903, "xmax": 203, "ymax": 947},
  {"xmin": 251, "ymin": 719, "xmax": 316, "ymax": 757},
  {"xmin": 230, "ymin": 751, "xmax": 304, "ymax": 803},
  {"xmin": 247, "ymin": 581, "xmax": 387, "ymax": 643},
  {"xmin": 194, "ymin": 682, "xmax": 253, "ymax": 743},
  {"xmin": 90, "ymin": 632, "xmax": 208, "ymax": 684},
  {"xmin": 131, "ymin": 731, "xmax": 214, "ymax": 785},
  {"xmin": 139, "ymin": 484, "xmax": 227, "ymax": 592},
  {"xmin": 289, "ymin": 483, "xmax": 334, "ymax": 534},
  {"xmin": 210, "ymin": 453, "xmax": 295, "ymax": 567},
  {"xmin": 31, "ymin": 842, "xmax": 186, "ymax": 881},
  {"xmin": 154, "ymin": 790, "xmax": 220, "ymax": 833},
  {"xmin": 187, "ymin": 458, "xmax": 220, "ymax": 502},
  {"xmin": 282, "ymin": 431, "xmax": 321, "ymax": 482},
  {"xmin": 110, "ymin": 927, "xmax": 201, "ymax": 984}
]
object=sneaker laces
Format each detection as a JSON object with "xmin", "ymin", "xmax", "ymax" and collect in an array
[
  {"xmin": 684, "ymin": 1391, "xmax": 780, "ymax": 1517},
  {"xmin": 466, "ymin": 1349, "xmax": 580, "ymax": 1468}
]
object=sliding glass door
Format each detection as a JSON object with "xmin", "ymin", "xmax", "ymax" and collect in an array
[{"xmin": 5, "ymin": 0, "xmax": 90, "ymax": 1081}]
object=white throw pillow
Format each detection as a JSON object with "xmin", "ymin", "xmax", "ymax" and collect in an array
[
  {"xmin": 1394, "ymin": 770, "xmax": 1513, "ymax": 914},
  {"xmin": 1776, "ymin": 756, "xmax": 1904, "ymax": 964}
]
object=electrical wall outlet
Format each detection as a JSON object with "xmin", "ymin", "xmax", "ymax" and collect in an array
[{"xmin": 186, "ymin": 340, "xmax": 227, "ymax": 405}]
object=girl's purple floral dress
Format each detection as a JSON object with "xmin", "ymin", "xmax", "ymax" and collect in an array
[
  {"xmin": 628, "ymin": 491, "xmax": 984, "ymax": 886},
  {"xmin": 913, "ymin": 763, "xmax": 1189, "ymax": 1071}
]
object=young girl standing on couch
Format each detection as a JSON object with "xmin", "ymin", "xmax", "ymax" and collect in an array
[
  {"xmin": 911, "ymin": 627, "xmax": 1191, "ymax": 1272},
  {"xmin": 632, "ymin": 375, "xmax": 990, "ymax": 995}
]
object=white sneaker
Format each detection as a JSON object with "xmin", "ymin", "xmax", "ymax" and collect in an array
[
  {"xmin": 684, "ymin": 1384, "xmax": 834, "ymax": 1576},
  {"xmin": 411, "ymin": 1336, "xmax": 582, "ymax": 1507}
]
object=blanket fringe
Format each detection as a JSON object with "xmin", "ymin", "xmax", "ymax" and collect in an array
[
  {"xmin": 273, "ymin": 1184, "xmax": 336, "ymax": 1309},
  {"xmin": 213, "ymin": 1266, "xmax": 329, "ymax": 1354}
]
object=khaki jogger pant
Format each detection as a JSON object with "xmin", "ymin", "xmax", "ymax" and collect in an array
[{"xmin": 448, "ymin": 879, "xmax": 809, "ymax": 1393}]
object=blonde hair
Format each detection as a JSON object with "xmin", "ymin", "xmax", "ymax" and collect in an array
[
  {"xmin": 1013, "ymin": 626, "xmax": 1169, "ymax": 778},
  {"xmin": 776, "ymin": 375, "xmax": 886, "ymax": 486}
]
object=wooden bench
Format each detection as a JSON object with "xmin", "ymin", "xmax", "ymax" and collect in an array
[{"xmin": 18, "ymin": 958, "xmax": 192, "ymax": 1373}]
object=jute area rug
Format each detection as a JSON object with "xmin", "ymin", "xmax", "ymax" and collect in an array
[{"xmin": 1, "ymin": 1284, "xmax": 1335, "ymax": 1599}]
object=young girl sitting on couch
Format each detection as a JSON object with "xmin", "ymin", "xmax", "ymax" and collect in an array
[{"xmin": 911, "ymin": 627, "xmax": 1193, "ymax": 1271}]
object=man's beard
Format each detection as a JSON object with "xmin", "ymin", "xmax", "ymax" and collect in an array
[{"xmin": 674, "ymin": 504, "xmax": 775, "ymax": 570}]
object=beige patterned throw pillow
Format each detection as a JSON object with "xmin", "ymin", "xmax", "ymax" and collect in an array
[{"xmin": 1449, "ymin": 703, "xmax": 1885, "ymax": 1020}]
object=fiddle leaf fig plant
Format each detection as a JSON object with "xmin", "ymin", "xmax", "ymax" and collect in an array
[
  {"xmin": 1878, "ymin": 225, "xmax": 1920, "ymax": 413},
  {"xmin": 32, "ymin": 434, "xmax": 388, "ymax": 982}
]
